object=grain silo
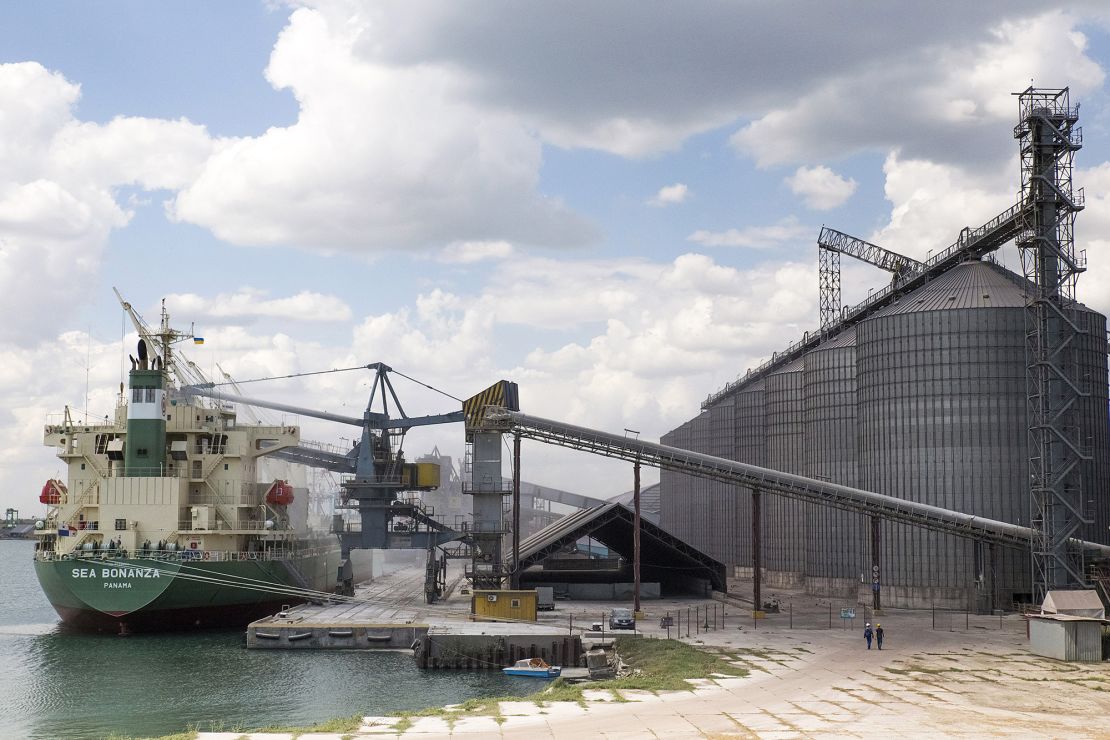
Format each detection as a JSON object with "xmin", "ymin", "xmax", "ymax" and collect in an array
[
  {"xmin": 659, "ymin": 257, "xmax": 1110, "ymax": 610},
  {"xmin": 855, "ymin": 262, "xmax": 1037, "ymax": 608},
  {"xmin": 803, "ymin": 326, "xmax": 866, "ymax": 598},
  {"xmin": 764, "ymin": 358, "xmax": 807, "ymax": 585}
]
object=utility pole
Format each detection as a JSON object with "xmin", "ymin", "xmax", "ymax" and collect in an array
[
  {"xmin": 633, "ymin": 459, "xmax": 641, "ymax": 614},
  {"xmin": 752, "ymin": 488, "xmax": 763, "ymax": 618},
  {"xmin": 511, "ymin": 433, "xmax": 521, "ymax": 589}
]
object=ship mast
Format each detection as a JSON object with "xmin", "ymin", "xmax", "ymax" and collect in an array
[{"xmin": 113, "ymin": 288, "xmax": 201, "ymax": 390}]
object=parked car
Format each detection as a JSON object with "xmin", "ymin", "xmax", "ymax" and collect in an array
[{"xmin": 609, "ymin": 607, "xmax": 636, "ymax": 630}]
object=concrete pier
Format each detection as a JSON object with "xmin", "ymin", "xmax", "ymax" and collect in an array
[{"xmin": 246, "ymin": 563, "xmax": 582, "ymax": 667}]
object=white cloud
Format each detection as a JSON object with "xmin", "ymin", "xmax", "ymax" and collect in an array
[
  {"xmin": 1070, "ymin": 162, "xmax": 1110, "ymax": 317},
  {"xmin": 647, "ymin": 183, "xmax": 690, "ymax": 207},
  {"xmin": 166, "ymin": 289, "xmax": 353, "ymax": 323},
  {"xmin": 169, "ymin": 7, "xmax": 593, "ymax": 251},
  {"xmin": 438, "ymin": 240, "xmax": 514, "ymax": 263},
  {"xmin": 785, "ymin": 165, "xmax": 857, "ymax": 210},
  {"xmin": 0, "ymin": 62, "xmax": 214, "ymax": 345},
  {"xmin": 687, "ymin": 217, "xmax": 811, "ymax": 249},
  {"xmin": 869, "ymin": 153, "xmax": 1015, "ymax": 260},
  {"xmin": 327, "ymin": 1, "xmax": 1108, "ymax": 162},
  {"xmin": 730, "ymin": 10, "xmax": 1104, "ymax": 169}
]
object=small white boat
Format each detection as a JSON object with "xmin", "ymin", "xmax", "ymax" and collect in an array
[{"xmin": 502, "ymin": 657, "xmax": 562, "ymax": 679}]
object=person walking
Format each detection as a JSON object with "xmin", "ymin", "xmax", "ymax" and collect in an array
[
  {"xmin": 876, "ymin": 623, "xmax": 884, "ymax": 650},
  {"xmin": 864, "ymin": 622, "xmax": 873, "ymax": 650}
]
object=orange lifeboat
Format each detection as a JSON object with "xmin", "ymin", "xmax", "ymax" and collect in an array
[
  {"xmin": 266, "ymin": 480, "xmax": 294, "ymax": 507},
  {"xmin": 40, "ymin": 479, "xmax": 67, "ymax": 505}
]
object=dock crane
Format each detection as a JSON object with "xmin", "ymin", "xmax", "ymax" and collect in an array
[
  {"xmin": 817, "ymin": 227, "xmax": 924, "ymax": 329},
  {"xmin": 184, "ymin": 369, "xmax": 520, "ymax": 598},
  {"xmin": 184, "ymin": 364, "xmax": 464, "ymax": 595}
]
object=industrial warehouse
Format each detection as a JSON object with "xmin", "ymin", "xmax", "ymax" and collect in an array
[{"xmin": 660, "ymin": 87, "xmax": 1110, "ymax": 612}]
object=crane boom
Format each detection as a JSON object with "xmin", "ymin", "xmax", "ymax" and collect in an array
[
  {"xmin": 182, "ymin": 385, "xmax": 464, "ymax": 429},
  {"xmin": 817, "ymin": 228, "xmax": 925, "ymax": 330},
  {"xmin": 817, "ymin": 227, "xmax": 924, "ymax": 275}
]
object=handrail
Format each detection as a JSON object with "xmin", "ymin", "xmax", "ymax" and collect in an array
[{"xmin": 35, "ymin": 545, "xmax": 335, "ymax": 563}]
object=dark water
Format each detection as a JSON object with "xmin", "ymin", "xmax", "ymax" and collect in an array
[{"xmin": 0, "ymin": 540, "xmax": 531, "ymax": 739}]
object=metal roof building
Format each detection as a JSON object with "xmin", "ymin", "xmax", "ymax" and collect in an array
[{"xmin": 515, "ymin": 502, "xmax": 726, "ymax": 595}]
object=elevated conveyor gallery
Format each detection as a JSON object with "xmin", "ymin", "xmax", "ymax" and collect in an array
[{"xmin": 480, "ymin": 409, "xmax": 1110, "ymax": 559}]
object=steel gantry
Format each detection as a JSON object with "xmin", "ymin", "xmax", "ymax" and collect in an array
[
  {"xmin": 186, "ymin": 364, "xmax": 467, "ymax": 597},
  {"xmin": 1014, "ymin": 87, "xmax": 1092, "ymax": 599},
  {"xmin": 706, "ymin": 197, "xmax": 1028, "ymax": 409},
  {"xmin": 817, "ymin": 227, "xmax": 924, "ymax": 330}
]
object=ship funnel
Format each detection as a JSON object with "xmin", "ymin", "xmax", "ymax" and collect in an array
[{"xmin": 125, "ymin": 340, "xmax": 166, "ymax": 477}]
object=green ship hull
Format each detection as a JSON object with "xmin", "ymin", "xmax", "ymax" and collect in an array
[{"xmin": 35, "ymin": 548, "xmax": 340, "ymax": 632}]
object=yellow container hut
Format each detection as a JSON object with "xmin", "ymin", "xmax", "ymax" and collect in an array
[{"xmin": 470, "ymin": 589, "xmax": 538, "ymax": 622}]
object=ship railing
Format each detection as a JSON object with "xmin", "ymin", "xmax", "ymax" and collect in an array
[
  {"xmin": 36, "ymin": 545, "xmax": 335, "ymax": 563},
  {"xmin": 108, "ymin": 467, "xmax": 190, "ymax": 478},
  {"xmin": 177, "ymin": 519, "xmax": 288, "ymax": 531},
  {"xmin": 43, "ymin": 416, "xmax": 118, "ymax": 433},
  {"xmin": 186, "ymin": 493, "xmax": 259, "ymax": 507},
  {"xmin": 201, "ymin": 478, "xmax": 240, "ymax": 531},
  {"xmin": 247, "ymin": 425, "xmax": 299, "ymax": 438}
]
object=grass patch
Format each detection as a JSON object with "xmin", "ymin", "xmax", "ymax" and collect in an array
[{"xmin": 604, "ymin": 636, "xmax": 748, "ymax": 692}]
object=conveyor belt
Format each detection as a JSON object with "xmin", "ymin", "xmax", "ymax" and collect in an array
[{"xmin": 482, "ymin": 408, "xmax": 1110, "ymax": 557}]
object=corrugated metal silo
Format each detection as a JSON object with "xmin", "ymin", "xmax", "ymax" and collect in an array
[
  {"xmin": 803, "ymin": 327, "xmax": 866, "ymax": 596},
  {"xmin": 732, "ymin": 379, "xmax": 766, "ymax": 570},
  {"xmin": 659, "ymin": 421, "xmax": 692, "ymax": 541},
  {"xmin": 1076, "ymin": 311, "xmax": 1110, "ymax": 548},
  {"xmin": 857, "ymin": 262, "xmax": 1031, "ymax": 608},
  {"xmin": 659, "ymin": 400, "xmax": 740, "ymax": 567},
  {"xmin": 764, "ymin": 357, "xmax": 806, "ymax": 583}
]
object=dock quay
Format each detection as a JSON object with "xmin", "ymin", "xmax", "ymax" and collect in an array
[
  {"xmin": 246, "ymin": 565, "xmax": 427, "ymax": 649},
  {"xmin": 246, "ymin": 564, "xmax": 583, "ymax": 668}
]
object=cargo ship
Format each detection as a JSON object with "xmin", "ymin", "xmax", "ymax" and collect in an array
[{"xmin": 32, "ymin": 297, "xmax": 341, "ymax": 632}]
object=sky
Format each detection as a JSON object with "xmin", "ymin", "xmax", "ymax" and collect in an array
[{"xmin": 4, "ymin": 1, "xmax": 1110, "ymax": 516}]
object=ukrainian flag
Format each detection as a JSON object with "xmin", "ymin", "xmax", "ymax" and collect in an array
[{"xmin": 193, "ymin": 337, "xmax": 205, "ymax": 345}]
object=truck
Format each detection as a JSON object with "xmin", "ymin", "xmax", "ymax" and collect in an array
[{"xmin": 536, "ymin": 586, "xmax": 555, "ymax": 611}]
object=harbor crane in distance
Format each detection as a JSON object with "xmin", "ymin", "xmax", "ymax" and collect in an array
[{"xmin": 818, "ymin": 227, "xmax": 925, "ymax": 330}]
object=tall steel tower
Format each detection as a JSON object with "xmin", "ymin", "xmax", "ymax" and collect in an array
[{"xmin": 1014, "ymin": 87, "xmax": 1091, "ymax": 600}]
